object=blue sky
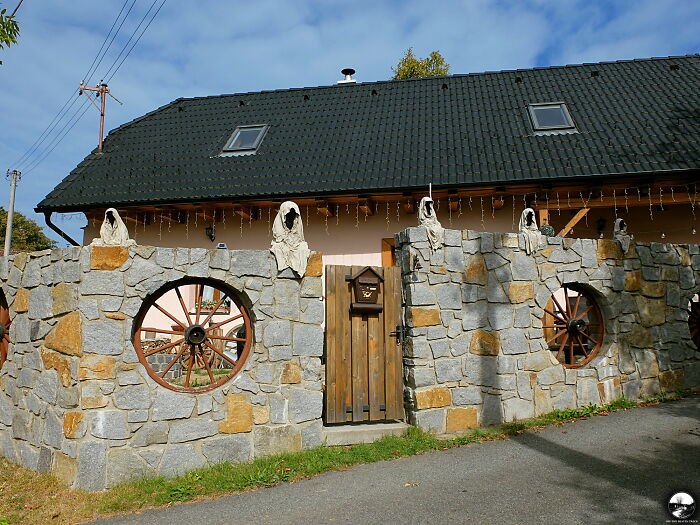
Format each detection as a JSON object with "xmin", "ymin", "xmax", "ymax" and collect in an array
[{"xmin": 1, "ymin": 0, "xmax": 699, "ymax": 244}]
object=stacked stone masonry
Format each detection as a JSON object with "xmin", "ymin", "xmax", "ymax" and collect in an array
[
  {"xmin": 395, "ymin": 227, "xmax": 700, "ymax": 435},
  {"xmin": 0, "ymin": 247, "xmax": 324, "ymax": 491}
]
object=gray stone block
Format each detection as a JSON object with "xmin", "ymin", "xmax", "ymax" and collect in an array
[
  {"xmin": 35, "ymin": 370, "xmax": 60, "ymax": 404},
  {"xmin": 414, "ymin": 408, "xmax": 445, "ymax": 433},
  {"xmin": 125, "ymin": 257, "xmax": 163, "ymax": 286},
  {"xmin": 499, "ymin": 328, "xmax": 529, "ymax": 355},
  {"xmin": 169, "ymin": 419, "xmax": 218, "ymax": 443},
  {"xmin": 452, "ymin": 386, "xmax": 482, "ymax": 405},
  {"xmin": 202, "ymin": 434, "xmax": 252, "ymax": 464},
  {"xmin": 269, "ymin": 395, "xmax": 289, "ymax": 424},
  {"xmin": 430, "ymin": 340, "xmax": 450, "ymax": 359},
  {"xmin": 114, "ymin": 385, "xmax": 151, "ymax": 410},
  {"xmin": 444, "ymin": 247, "xmax": 465, "ymax": 272},
  {"xmin": 488, "ymin": 303, "xmax": 512, "ymax": 331},
  {"xmin": 254, "ymin": 424, "xmax": 302, "ymax": 457},
  {"xmin": 293, "ymin": 324, "xmax": 323, "ymax": 356},
  {"xmin": 407, "ymin": 367, "xmax": 436, "ymax": 388},
  {"xmin": 152, "ymin": 390, "xmax": 196, "ymax": 421},
  {"xmin": 503, "ymin": 397, "xmax": 534, "ymax": 422},
  {"xmin": 105, "ymin": 449, "xmax": 152, "ymax": 488},
  {"xmin": 435, "ymin": 284, "xmax": 462, "ymax": 310},
  {"xmin": 510, "ymin": 252, "xmax": 537, "ymax": 281},
  {"xmin": 576, "ymin": 379, "xmax": 601, "ymax": 406},
  {"xmin": 28, "ymin": 287, "xmax": 52, "ymax": 320},
  {"xmin": 480, "ymin": 394, "xmax": 503, "ymax": 425},
  {"xmin": 80, "ymin": 271, "xmax": 124, "ymax": 296},
  {"xmin": 75, "ymin": 441, "xmax": 107, "ymax": 491},
  {"xmin": 486, "ymin": 274, "xmax": 508, "ymax": 303},
  {"xmin": 435, "ymin": 358, "xmax": 462, "ymax": 383},
  {"xmin": 264, "ymin": 320, "xmax": 292, "ymax": 347},
  {"xmin": 231, "ymin": 250, "xmax": 272, "ymax": 278},
  {"xmin": 462, "ymin": 354, "xmax": 497, "ymax": 386},
  {"xmin": 83, "ymin": 321, "xmax": 124, "ymax": 355},
  {"xmin": 132, "ymin": 422, "xmax": 169, "ymax": 447},
  {"xmin": 268, "ymin": 346, "xmax": 292, "ymax": 362},
  {"xmin": 91, "ymin": 410, "xmax": 129, "ymax": 439},
  {"xmin": 537, "ymin": 366, "xmax": 565, "ymax": 386},
  {"xmin": 159, "ymin": 444, "xmax": 206, "ymax": 477},
  {"xmin": 289, "ymin": 388, "xmax": 322, "ymax": 423},
  {"xmin": 407, "ymin": 283, "xmax": 435, "ymax": 306},
  {"xmin": 274, "ymin": 280, "xmax": 300, "ymax": 320}
]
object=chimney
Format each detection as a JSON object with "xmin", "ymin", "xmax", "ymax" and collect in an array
[{"xmin": 337, "ymin": 68, "xmax": 356, "ymax": 84}]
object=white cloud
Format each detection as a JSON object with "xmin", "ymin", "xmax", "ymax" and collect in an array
[{"xmin": 0, "ymin": 0, "xmax": 698, "ymax": 244}]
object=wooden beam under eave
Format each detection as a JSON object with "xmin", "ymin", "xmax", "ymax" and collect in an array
[
  {"xmin": 316, "ymin": 200, "xmax": 334, "ymax": 217},
  {"xmin": 234, "ymin": 205, "xmax": 257, "ymax": 221},
  {"xmin": 358, "ymin": 199, "xmax": 374, "ymax": 216},
  {"xmin": 558, "ymin": 208, "xmax": 590, "ymax": 237}
]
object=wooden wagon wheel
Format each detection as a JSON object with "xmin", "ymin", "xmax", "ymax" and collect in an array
[
  {"xmin": 0, "ymin": 289, "xmax": 11, "ymax": 370},
  {"xmin": 689, "ymin": 294, "xmax": 700, "ymax": 349},
  {"xmin": 542, "ymin": 284, "xmax": 604, "ymax": 368},
  {"xmin": 132, "ymin": 278, "xmax": 253, "ymax": 393}
]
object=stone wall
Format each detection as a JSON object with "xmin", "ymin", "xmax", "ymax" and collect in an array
[
  {"xmin": 396, "ymin": 227, "xmax": 700, "ymax": 434},
  {"xmin": 0, "ymin": 246, "xmax": 324, "ymax": 491}
]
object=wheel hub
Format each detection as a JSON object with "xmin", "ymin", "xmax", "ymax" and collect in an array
[
  {"xmin": 567, "ymin": 318, "xmax": 586, "ymax": 334},
  {"xmin": 184, "ymin": 324, "xmax": 206, "ymax": 345}
]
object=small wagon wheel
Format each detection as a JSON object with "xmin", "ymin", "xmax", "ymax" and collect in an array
[
  {"xmin": 542, "ymin": 284, "xmax": 604, "ymax": 368},
  {"xmin": 689, "ymin": 294, "xmax": 700, "ymax": 349},
  {"xmin": 132, "ymin": 278, "xmax": 253, "ymax": 393},
  {"xmin": 0, "ymin": 289, "xmax": 11, "ymax": 370}
]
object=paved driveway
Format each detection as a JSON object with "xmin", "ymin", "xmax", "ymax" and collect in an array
[{"xmin": 96, "ymin": 397, "xmax": 699, "ymax": 525}]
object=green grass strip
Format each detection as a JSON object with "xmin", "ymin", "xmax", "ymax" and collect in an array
[{"xmin": 93, "ymin": 389, "xmax": 691, "ymax": 515}]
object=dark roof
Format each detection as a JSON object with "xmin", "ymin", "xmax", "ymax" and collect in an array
[{"xmin": 37, "ymin": 55, "xmax": 700, "ymax": 212}]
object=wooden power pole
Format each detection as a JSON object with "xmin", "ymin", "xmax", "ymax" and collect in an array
[
  {"xmin": 79, "ymin": 81, "xmax": 122, "ymax": 152},
  {"xmin": 4, "ymin": 169, "xmax": 21, "ymax": 258}
]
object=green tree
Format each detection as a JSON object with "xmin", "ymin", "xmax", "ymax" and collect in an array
[
  {"xmin": 0, "ymin": 208, "xmax": 57, "ymax": 252},
  {"xmin": 391, "ymin": 48, "xmax": 450, "ymax": 80},
  {"xmin": 0, "ymin": 5, "xmax": 19, "ymax": 65}
]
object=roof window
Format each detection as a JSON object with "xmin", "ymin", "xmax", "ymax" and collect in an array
[
  {"xmin": 528, "ymin": 103, "xmax": 576, "ymax": 132},
  {"xmin": 223, "ymin": 125, "xmax": 268, "ymax": 154}
]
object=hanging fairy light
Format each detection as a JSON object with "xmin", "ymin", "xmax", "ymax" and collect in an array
[
  {"xmin": 623, "ymin": 188, "xmax": 629, "ymax": 213},
  {"xmin": 240, "ymin": 213, "xmax": 243, "ymax": 238},
  {"xmin": 480, "ymin": 196, "xmax": 485, "ymax": 231},
  {"xmin": 396, "ymin": 201, "xmax": 400, "ymax": 223},
  {"xmin": 355, "ymin": 202, "xmax": 360, "ymax": 229},
  {"xmin": 659, "ymin": 187, "xmax": 664, "ymax": 211},
  {"xmin": 385, "ymin": 201, "xmax": 390, "ymax": 231},
  {"xmin": 448, "ymin": 197, "xmax": 453, "ymax": 225},
  {"xmin": 490, "ymin": 195, "xmax": 495, "ymax": 220},
  {"xmin": 458, "ymin": 197, "xmax": 463, "ymax": 218},
  {"xmin": 168, "ymin": 210, "xmax": 172, "ymax": 232},
  {"xmin": 158, "ymin": 212, "xmax": 163, "ymax": 240},
  {"xmin": 222, "ymin": 208, "xmax": 226, "ymax": 230},
  {"xmin": 468, "ymin": 196, "xmax": 473, "ymax": 211},
  {"xmin": 613, "ymin": 189, "xmax": 618, "ymax": 219},
  {"xmin": 185, "ymin": 211, "xmax": 190, "ymax": 239},
  {"xmin": 306, "ymin": 205, "xmax": 309, "ymax": 227},
  {"xmin": 661, "ymin": 231, "xmax": 666, "ymax": 239},
  {"xmin": 556, "ymin": 192, "xmax": 561, "ymax": 215},
  {"xmin": 335, "ymin": 204, "xmax": 340, "ymax": 226},
  {"xmin": 648, "ymin": 186, "xmax": 654, "ymax": 221},
  {"xmin": 671, "ymin": 186, "xmax": 676, "ymax": 203},
  {"xmin": 690, "ymin": 185, "xmax": 697, "ymax": 221},
  {"xmin": 512, "ymin": 194, "xmax": 516, "ymax": 230}
]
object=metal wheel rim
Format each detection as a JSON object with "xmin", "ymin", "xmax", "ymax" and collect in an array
[
  {"xmin": 132, "ymin": 278, "xmax": 253, "ymax": 393},
  {"xmin": 542, "ymin": 283, "xmax": 604, "ymax": 368}
]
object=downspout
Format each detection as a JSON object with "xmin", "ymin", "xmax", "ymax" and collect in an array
[{"xmin": 43, "ymin": 211, "xmax": 80, "ymax": 246}]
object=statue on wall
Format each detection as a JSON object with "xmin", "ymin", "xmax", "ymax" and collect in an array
[
  {"xmin": 519, "ymin": 207, "xmax": 543, "ymax": 255},
  {"xmin": 418, "ymin": 196, "xmax": 444, "ymax": 252},
  {"xmin": 270, "ymin": 201, "xmax": 310, "ymax": 276},
  {"xmin": 91, "ymin": 208, "xmax": 136, "ymax": 246},
  {"xmin": 613, "ymin": 218, "xmax": 631, "ymax": 253}
]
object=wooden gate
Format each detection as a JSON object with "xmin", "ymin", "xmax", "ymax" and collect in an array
[{"xmin": 324, "ymin": 265, "xmax": 404, "ymax": 424}]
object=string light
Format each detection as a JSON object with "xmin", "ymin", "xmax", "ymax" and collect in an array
[
  {"xmin": 436, "ymin": 199, "xmax": 440, "ymax": 211},
  {"xmin": 222, "ymin": 208, "xmax": 226, "ymax": 229},
  {"xmin": 142, "ymin": 212, "xmax": 147, "ymax": 233},
  {"xmin": 624, "ymin": 188, "xmax": 629, "ymax": 213},
  {"xmin": 249, "ymin": 207, "xmax": 253, "ymax": 228},
  {"xmin": 185, "ymin": 211, "xmax": 190, "ymax": 239},
  {"xmin": 240, "ymin": 214, "xmax": 243, "ymax": 238},
  {"xmin": 648, "ymin": 186, "xmax": 654, "ymax": 221},
  {"xmin": 168, "ymin": 210, "xmax": 172, "ymax": 232},
  {"xmin": 385, "ymin": 202, "xmax": 390, "ymax": 231},
  {"xmin": 671, "ymin": 186, "xmax": 676, "ymax": 202},
  {"xmin": 158, "ymin": 212, "xmax": 163, "ymax": 240},
  {"xmin": 194, "ymin": 210, "xmax": 198, "ymax": 229},
  {"xmin": 468, "ymin": 196, "xmax": 473, "ymax": 211},
  {"xmin": 335, "ymin": 204, "xmax": 340, "ymax": 226},
  {"xmin": 306, "ymin": 206, "xmax": 309, "ymax": 227},
  {"xmin": 659, "ymin": 187, "xmax": 664, "ymax": 211},
  {"xmin": 355, "ymin": 202, "xmax": 359, "ymax": 229},
  {"xmin": 458, "ymin": 198, "xmax": 462, "ymax": 218},
  {"xmin": 689, "ymin": 185, "xmax": 696, "ymax": 221},
  {"xmin": 613, "ymin": 189, "xmax": 617, "ymax": 219},
  {"xmin": 268, "ymin": 207, "xmax": 272, "ymax": 237},
  {"xmin": 661, "ymin": 231, "xmax": 666, "ymax": 239},
  {"xmin": 556, "ymin": 192, "xmax": 561, "ymax": 215},
  {"xmin": 396, "ymin": 201, "xmax": 400, "ymax": 223},
  {"xmin": 324, "ymin": 210, "xmax": 329, "ymax": 235},
  {"xmin": 512, "ymin": 195, "xmax": 516, "ymax": 230},
  {"xmin": 490, "ymin": 195, "xmax": 495, "ymax": 220},
  {"xmin": 637, "ymin": 187, "xmax": 641, "ymax": 201},
  {"xmin": 480, "ymin": 196, "xmax": 485, "ymax": 231},
  {"xmin": 448, "ymin": 197, "xmax": 453, "ymax": 225}
]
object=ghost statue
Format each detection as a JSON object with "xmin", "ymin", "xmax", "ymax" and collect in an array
[
  {"xmin": 418, "ymin": 196, "xmax": 444, "ymax": 252},
  {"xmin": 91, "ymin": 208, "xmax": 136, "ymax": 246},
  {"xmin": 270, "ymin": 201, "xmax": 311, "ymax": 276},
  {"xmin": 519, "ymin": 207, "xmax": 543, "ymax": 255},
  {"xmin": 613, "ymin": 218, "xmax": 631, "ymax": 254}
]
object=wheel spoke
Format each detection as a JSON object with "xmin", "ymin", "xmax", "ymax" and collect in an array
[
  {"xmin": 207, "ymin": 334, "xmax": 246, "ymax": 343},
  {"xmin": 201, "ymin": 350, "xmax": 216, "ymax": 382},
  {"xmin": 579, "ymin": 330, "xmax": 599, "ymax": 346},
  {"xmin": 572, "ymin": 293, "xmax": 582, "ymax": 319},
  {"xmin": 143, "ymin": 337, "xmax": 184, "ymax": 357},
  {"xmin": 153, "ymin": 302, "xmax": 187, "ymax": 329},
  {"xmin": 203, "ymin": 340, "xmax": 237, "ymax": 367},
  {"xmin": 575, "ymin": 334, "xmax": 589, "ymax": 357},
  {"xmin": 574, "ymin": 304, "xmax": 594, "ymax": 321},
  {"xmin": 551, "ymin": 294, "xmax": 568, "ymax": 320},
  {"xmin": 555, "ymin": 333, "xmax": 569, "ymax": 362},
  {"xmin": 546, "ymin": 329, "xmax": 567, "ymax": 345},
  {"xmin": 195, "ymin": 285, "xmax": 204, "ymax": 325},
  {"xmin": 565, "ymin": 290, "xmax": 572, "ymax": 320},
  {"xmin": 207, "ymin": 313, "xmax": 244, "ymax": 332},
  {"xmin": 160, "ymin": 344, "xmax": 188, "ymax": 378},
  {"xmin": 201, "ymin": 294, "xmax": 229, "ymax": 327},
  {"xmin": 543, "ymin": 307, "xmax": 567, "ymax": 324},
  {"xmin": 184, "ymin": 346, "xmax": 196, "ymax": 387},
  {"xmin": 568, "ymin": 339, "xmax": 575, "ymax": 365},
  {"xmin": 140, "ymin": 327, "xmax": 184, "ymax": 335},
  {"xmin": 175, "ymin": 287, "xmax": 194, "ymax": 326}
]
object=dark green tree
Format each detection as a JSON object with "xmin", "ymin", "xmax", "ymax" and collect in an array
[
  {"xmin": 0, "ymin": 208, "xmax": 57, "ymax": 251},
  {"xmin": 0, "ymin": 5, "xmax": 19, "ymax": 65},
  {"xmin": 391, "ymin": 48, "xmax": 450, "ymax": 80}
]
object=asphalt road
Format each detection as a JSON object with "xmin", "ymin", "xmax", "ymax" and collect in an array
[{"xmin": 96, "ymin": 397, "xmax": 700, "ymax": 525}]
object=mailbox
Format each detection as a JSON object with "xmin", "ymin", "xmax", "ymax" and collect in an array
[{"xmin": 347, "ymin": 266, "xmax": 384, "ymax": 313}]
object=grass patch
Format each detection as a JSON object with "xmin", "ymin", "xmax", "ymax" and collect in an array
[{"xmin": 0, "ymin": 390, "xmax": 693, "ymax": 524}]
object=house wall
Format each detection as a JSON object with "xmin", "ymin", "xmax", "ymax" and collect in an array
[
  {"xmin": 81, "ymin": 201, "xmax": 699, "ymax": 267},
  {"xmin": 395, "ymin": 227, "xmax": 700, "ymax": 433},
  {"xmin": 0, "ymin": 246, "xmax": 324, "ymax": 491}
]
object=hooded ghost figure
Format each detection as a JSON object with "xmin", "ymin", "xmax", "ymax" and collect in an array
[
  {"xmin": 613, "ymin": 218, "xmax": 631, "ymax": 253},
  {"xmin": 418, "ymin": 196, "xmax": 444, "ymax": 252},
  {"xmin": 91, "ymin": 208, "xmax": 136, "ymax": 246},
  {"xmin": 518, "ymin": 207, "xmax": 542, "ymax": 255},
  {"xmin": 270, "ymin": 201, "xmax": 310, "ymax": 276}
]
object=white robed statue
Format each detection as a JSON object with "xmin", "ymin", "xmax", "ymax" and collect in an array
[
  {"xmin": 270, "ymin": 201, "xmax": 310, "ymax": 276},
  {"xmin": 418, "ymin": 196, "xmax": 444, "ymax": 252},
  {"xmin": 613, "ymin": 218, "xmax": 631, "ymax": 254},
  {"xmin": 519, "ymin": 207, "xmax": 543, "ymax": 255},
  {"xmin": 91, "ymin": 208, "xmax": 136, "ymax": 246}
]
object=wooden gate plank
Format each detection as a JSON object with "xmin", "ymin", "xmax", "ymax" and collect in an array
[
  {"xmin": 324, "ymin": 265, "xmax": 337, "ymax": 424},
  {"xmin": 383, "ymin": 266, "xmax": 404, "ymax": 420},
  {"xmin": 367, "ymin": 267, "xmax": 385, "ymax": 420},
  {"xmin": 350, "ymin": 266, "xmax": 369, "ymax": 422},
  {"xmin": 339, "ymin": 266, "xmax": 353, "ymax": 422}
]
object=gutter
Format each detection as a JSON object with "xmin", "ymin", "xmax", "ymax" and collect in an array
[{"xmin": 43, "ymin": 212, "xmax": 80, "ymax": 246}]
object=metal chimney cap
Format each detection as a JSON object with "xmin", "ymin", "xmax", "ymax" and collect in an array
[{"xmin": 337, "ymin": 68, "xmax": 357, "ymax": 84}]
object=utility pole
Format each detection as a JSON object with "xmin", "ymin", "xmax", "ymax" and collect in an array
[
  {"xmin": 4, "ymin": 169, "xmax": 21, "ymax": 258},
  {"xmin": 79, "ymin": 81, "xmax": 122, "ymax": 152}
]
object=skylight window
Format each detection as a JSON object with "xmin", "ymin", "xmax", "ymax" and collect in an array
[
  {"xmin": 528, "ymin": 103, "xmax": 575, "ymax": 131},
  {"xmin": 223, "ymin": 125, "xmax": 268, "ymax": 153}
]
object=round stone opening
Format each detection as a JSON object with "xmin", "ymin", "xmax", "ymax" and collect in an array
[
  {"xmin": 542, "ymin": 283, "xmax": 604, "ymax": 368},
  {"xmin": 132, "ymin": 278, "xmax": 253, "ymax": 392}
]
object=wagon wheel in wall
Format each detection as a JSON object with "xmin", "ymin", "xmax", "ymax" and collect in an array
[
  {"xmin": 689, "ymin": 294, "xmax": 700, "ymax": 349},
  {"xmin": 132, "ymin": 278, "xmax": 253, "ymax": 393},
  {"xmin": 542, "ymin": 283, "xmax": 604, "ymax": 368},
  {"xmin": 0, "ymin": 290, "xmax": 11, "ymax": 370}
]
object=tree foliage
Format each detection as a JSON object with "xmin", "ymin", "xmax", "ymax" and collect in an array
[
  {"xmin": 0, "ymin": 208, "xmax": 57, "ymax": 252},
  {"xmin": 391, "ymin": 48, "xmax": 450, "ymax": 80},
  {"xmin": 0, "ymin": 7, "xmax": 19, "ymax": 65}
]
